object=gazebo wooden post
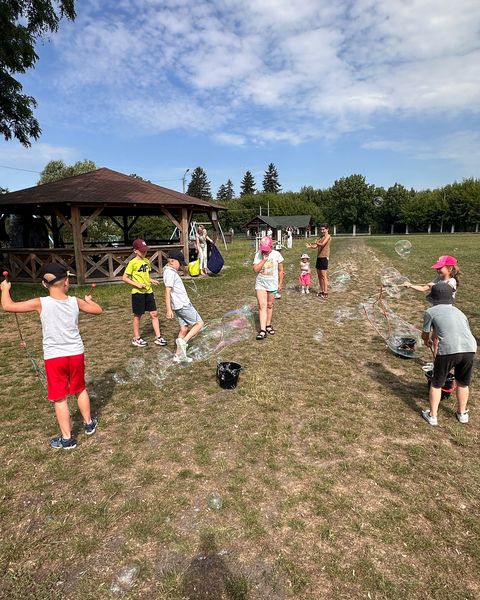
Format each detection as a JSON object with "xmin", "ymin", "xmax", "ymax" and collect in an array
[
  {"xmin": 209, "ymin": 210, "xmax": 220, "ymax": 243},
  {"xmin": 180, "ymin": 207, "xmax": 189, "ymax": 263},
  {"xmin": 71, "ymin": 206, "xmax": 86, "ymax": 283}
]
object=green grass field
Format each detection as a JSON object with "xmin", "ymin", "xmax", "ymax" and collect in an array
[{"xmin": 0, "ymin": 234, "xmax": 479, "ymax": 599}]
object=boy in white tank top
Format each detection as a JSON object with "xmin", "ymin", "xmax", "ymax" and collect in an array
[{"xmin": 0, "ymin": 263, "xmax": 102, "ymax": 449}]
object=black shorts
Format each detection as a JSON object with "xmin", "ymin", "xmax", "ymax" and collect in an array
[
  {"xmin": 431, "ymin": 352, "xmax": 475, "ymax": 388},
  {"xmin": 132, "ymin": 292, "xmax": 156, "ymax": 315},
  {"xmin": 316, "ymin": 257, "xmax": 329, "ymax": 270}
]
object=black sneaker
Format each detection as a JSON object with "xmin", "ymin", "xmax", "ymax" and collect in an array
[
  {"xmin": 50, "ymin": 436, "xmax": 77, "ymax": 449},
  {"xmin": 84, "ymin": 416, "xmax": 98, "ymax": 436}
]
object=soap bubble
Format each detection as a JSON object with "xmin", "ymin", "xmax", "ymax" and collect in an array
[
  {"xmin": 330, "ymin": 270, "xmax": 351, "ymax": 292},
  {"xmin": 111, "ymin": 372, "xmax": 128, "ymax": 385},
  {"xmin": 111, "ymin": 565, "xmax": 139, "ymax": 594},
  {"xmin": 380, "ymin": 267, "xmax": 409, "ymax": 297},
  {"xmin": 373, "ymin": 196, "xmax": 384, "ymax": 207},
  {"xmin": 386, "ymin": 334, "xmax": 422, "ymax": 359},
  {"xmin": 334, "ymin": 306, "xmax": 359, "ymax": 325},
  {"xmin": 126, "ymin": 358, "xmax": 145, "ymax": 380},
  {"xmin": 313, "ymin": 329, "xmax": 324, "ymax": 343},
  {"xmin": 207, "ymin": 492, "xmax": 223, "ymax": 510},
  {"xmin": 394, "ymin": 240, "xmax": 412, "ymax": 258}
]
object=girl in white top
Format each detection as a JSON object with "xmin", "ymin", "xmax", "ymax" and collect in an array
[
  {"xmin": 253, "ymin": 235, "xmax": 284, "ymax": 339},
  {"xmin": 196, "ymin": 225, "xmax": 212, "ymax": 275},
  {"xmin": 404, "ymin": 255, "xmax": 460, "ymax": 303}
]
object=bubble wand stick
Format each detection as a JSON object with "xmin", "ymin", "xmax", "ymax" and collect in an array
[{"xmin": 2, "ymin": 270, "xmax": 47, "ymax": 388}]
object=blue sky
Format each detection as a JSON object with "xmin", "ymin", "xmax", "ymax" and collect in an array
[{"xmin": 1, "ymin": 0, "xmax": 480, "ymax": 195}]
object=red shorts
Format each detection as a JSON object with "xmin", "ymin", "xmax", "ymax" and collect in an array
[{"xmin": 44, "ymin": 353, "xmax": 86, "ymax": 401}]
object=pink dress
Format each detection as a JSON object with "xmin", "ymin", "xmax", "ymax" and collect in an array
[{"xmin": 299, "ymin": 262, "xmax": 311, "ymax": 286}]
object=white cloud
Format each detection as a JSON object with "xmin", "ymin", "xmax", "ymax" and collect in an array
[
  {"xmin": 0, "ymin": 143, "xmax": 78, "ymax": 170},
  {"xmin": 213, "ymin": 133, "xmax": 247, "ymax": 146},
  {"xmin": 363, "ymin": 130, "xmax": 480, "ymax": 175},
  {"xmin": 46, "ymin": 0, "xmax": 480, "ymax": 145}
]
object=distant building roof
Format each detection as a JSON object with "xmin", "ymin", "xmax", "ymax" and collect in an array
[
  {"xmin": 244, "ymin": 215, "xmax": 312, "ymax": 229},
  {"xmin": 0, "ymin": 167, "xmax": 224, "ymax": 211}
]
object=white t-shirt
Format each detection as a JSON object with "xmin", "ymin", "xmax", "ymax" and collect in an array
[
  {"xmin": 40, "ymin": 296, "xmax": 84, "ymax": 360},
  {"xmin": 163, "ymin": 266, "xmax": 191, "ymax": 310},
  {"xmin": 254, "ymin": 250, "xmax": 284, "ymax": 291}
]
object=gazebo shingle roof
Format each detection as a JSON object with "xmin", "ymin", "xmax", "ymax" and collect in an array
[{"xmin": 0, "ymin": 167, "xmax": 224, "ymax": 210}]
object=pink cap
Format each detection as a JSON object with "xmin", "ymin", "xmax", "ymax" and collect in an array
[
  {"xmin": 259, "ymin": 236, "xmax": 273, "ymax": 252},
  {"xmin": 431, "ymin": 255, "xmax": 457, "ymax": 269}
]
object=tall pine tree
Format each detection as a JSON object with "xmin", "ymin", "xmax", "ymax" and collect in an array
[
  {"xmin": 187, "ymin": 167, "xmax": 211, "ymax": 200},
  {"xmin": 240, "ymin": 171, "xmax": 256, "ymax": 196},
  {"xmin": 263, "ymin": 163, "xmax": 281, "ymax": 194},
  {"xmin": 217, "ymin": 180, "xmax": 234, "ymax": 200}
]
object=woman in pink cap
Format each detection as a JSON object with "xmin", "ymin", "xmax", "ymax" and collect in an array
[
  {"xmin": 253, "ymin": 235, "xmax": 284, "ymax": 339},
  {"xmin": 404, "ymin": 255, "xmax": 460, "ymax": 303}
]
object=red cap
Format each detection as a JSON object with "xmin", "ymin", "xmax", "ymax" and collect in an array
[
  {"xmin": 132, "ymin": 239, "xmax": 149, "ymax": 252},
  {"xmin": 431, "ymin": 255, "xmax": 457, "ymax": 269}
]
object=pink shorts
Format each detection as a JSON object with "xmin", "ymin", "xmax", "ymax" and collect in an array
[
  {"xmin": 44, "ymin": 353, "xmax": 86, "ymax": 401},
  {"xmin": 299, "ymin": 273, "xmax": 311, "ymax": 286}
]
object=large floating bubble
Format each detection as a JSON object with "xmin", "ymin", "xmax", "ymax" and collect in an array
[
  {"xmin": 373, "ymin": 196, "xmax": 384, "ymax": 207},
  {"xmin": 394, "ymin": 239, "xmax": 412, "ymax": 258},
  {"xmin": 334, "ymin": 306, "xmax": 361, "ymax": 326},
  {"xmin": 380, "ymin": 267, "xmax": 409, "ymax": 298},
  {"xmin": 386, "ymin": 334, "xmax": 422, "ymax": 359}
]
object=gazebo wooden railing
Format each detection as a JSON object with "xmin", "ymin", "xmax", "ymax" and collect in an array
[{"xmin": 0, "ymin": 244, "xmax": 182, "ymax": 283}]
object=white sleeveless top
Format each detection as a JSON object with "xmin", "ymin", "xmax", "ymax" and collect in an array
[{"xmin": 40, "ymin": 296, "xmax": 84, "ymax": 360}]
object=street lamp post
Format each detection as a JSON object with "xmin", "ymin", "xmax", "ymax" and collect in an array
[{"xmin": 182, "ymin": 168, "xmax": 190, "ymax": 193}]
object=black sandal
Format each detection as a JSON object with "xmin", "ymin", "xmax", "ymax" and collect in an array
[
  {"xmin": 256, "ymin": 330, "xmax": 267, "ymax": 340},
  {"xmin": 265, "ymin": 325, "xmax": 275, "ymax": 335}
]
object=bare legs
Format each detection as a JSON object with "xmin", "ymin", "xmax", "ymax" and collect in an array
[
  {"xmin": 428, "ymin": 383, "xmax": 469, "ymax": 418},
  {"xmin": 53, "ymin": 388, "xmax": 92, "ymax": 439},
  {"xmin": 133, "ymin": 311, "xmax": 161, "ymax": 339},
  {"xmin": 316, "ymin": 269, "xmax": 328, "ymax": 296},
  {"xmin": 256, "ymin": 289, "xmax": 275, "ymax": 331}
]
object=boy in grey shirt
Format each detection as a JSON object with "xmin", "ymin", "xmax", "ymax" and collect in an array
[
  {"xmin": 421, "ymin": 283, "xmax": 477, "ymax": 426},
  {"xmin": 164, "ymin": 250, "xmax": 204, "ymax": 363}
]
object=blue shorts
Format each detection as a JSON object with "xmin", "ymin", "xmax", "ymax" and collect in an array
[{"xmin": 174, "ymin": 303, "xmax": 202, "ymax": 327}]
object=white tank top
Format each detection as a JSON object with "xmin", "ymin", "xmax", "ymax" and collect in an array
[{"xmin": 40, "ymin": 296, "xmax": 84, "ymax": 360}]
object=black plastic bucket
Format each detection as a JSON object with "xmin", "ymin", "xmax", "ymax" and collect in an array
[
  {"xmin": 217, "ymin": 362, "xmax": 242, "ymax": 389},
  {"xmin": 424, "ymin": 370, "xmax": 456, "ymax": 400}
]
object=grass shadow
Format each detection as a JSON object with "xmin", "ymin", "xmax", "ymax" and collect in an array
[
  {"xmin": 181, "ymin": 531, "xmax": 248, "ymax": 600},
  {"xmin": 71, "ymin": 367, "xmax": 119, "ymax": 436},
  {"xmin": 365, "ymin": 360, "xmax": 428, "ymax": 415}
]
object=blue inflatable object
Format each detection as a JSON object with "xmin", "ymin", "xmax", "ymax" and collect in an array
[{"xmin": 207, "ymin": 242, "xmax": 224, "ymax": 274}]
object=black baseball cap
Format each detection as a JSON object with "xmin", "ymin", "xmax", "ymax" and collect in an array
[
  {"xmin": 40, "ymin": 262, "xmax": 76, "ymax": 285},
  {"xmin": 167, "ymin": 249, "xmax": 187, "ymax": 265},
  {"xmin": 430, "ymin": 282, "xmax": 454, "ymax": 305}
]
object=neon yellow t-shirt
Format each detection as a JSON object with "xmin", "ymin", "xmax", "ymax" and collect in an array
[{"xmin": 125, "ymin": 257, "xmax": 153, "ymax": 294}]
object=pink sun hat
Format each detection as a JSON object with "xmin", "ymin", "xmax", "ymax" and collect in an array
[
  {"xmin": 431, "ymin": 255, "xmax": 457, "ymax": 269},
  {"xmin": 259, "ymin": 235, "xmax": 273, "ymax": 252}
]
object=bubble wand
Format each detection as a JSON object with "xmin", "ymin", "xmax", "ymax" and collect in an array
[{"xmin": 2, "ymin": 270, "xmax": 46, "ymax": 388}]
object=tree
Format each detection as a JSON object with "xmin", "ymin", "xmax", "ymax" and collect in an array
[
  {"xmin": 217, "ymin": 179, "xmax": 235, "ymax": 201},
  {"xmin": 38, "ymin": 159, "xmax": 97, "ymax": 184},
  {"xmin": 327, "ymin": 174, "xmax": 374, "ymax": 229},
  {"xmin": 262, "ymin": 163, "xmax": 281, "ymax": 194},
  {"xmin": 240, "ymin": 171, "xmax": 256, "ymax": 196},
  {"xmin": 187, "ymin": 167, "xmax": 211, "ymax": 200},
  {"xmin": 1, "ymin": 1, "xmax": 76, "ymax": 147}
]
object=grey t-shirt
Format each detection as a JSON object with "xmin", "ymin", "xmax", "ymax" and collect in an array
[
  {"xmin": 423, "ymin": 304, "xmax": 477, "ymax": 355},
  {"xmin": 163, "ymin": 266, "xmax": 191, "ymax": 310}
]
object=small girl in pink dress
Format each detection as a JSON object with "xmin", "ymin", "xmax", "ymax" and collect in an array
[{"xmin": 299, "ymin": 253, "xmax": 311, "ymax": 294}]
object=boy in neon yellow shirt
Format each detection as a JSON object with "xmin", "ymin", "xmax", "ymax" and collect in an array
[{"xmin": 122, "ymin": 239, "xmax": 167, "ymax": 347}]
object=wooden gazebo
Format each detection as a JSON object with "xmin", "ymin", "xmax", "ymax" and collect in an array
[{"xmin": 0, "ymin": 168, "xmax": 224, "ymax": 283}]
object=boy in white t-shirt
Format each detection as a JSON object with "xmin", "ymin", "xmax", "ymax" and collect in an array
[
  {"xmin": 0, "ymin": 263, "xmax": 102, "ymax": 449},
  {"xmin": 163, "ymin": 250, "xmax": 204, "ymax": 363}
]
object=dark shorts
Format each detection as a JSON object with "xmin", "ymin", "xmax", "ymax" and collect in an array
[
  {"xmin": 132, "ymin": 292, "xmax": 157, "ymax": 315},
  {"xmin": 431, "ymin": 352, "xmax": 475, "ymax": 388},
  {"xmin": 316, "ymin": 257, "xmax": 329, "ymax": 270}
]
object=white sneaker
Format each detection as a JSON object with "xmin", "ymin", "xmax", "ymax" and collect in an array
[
  {"xmin": 301, "ymin": 289, "xmax": 305, "ymax": 294},
  {"xmin": 456, "ymin": 410, "xmax": 469, "ymax": 424},
  {"xmin": 154, "ymin": 336, "xmax": 168, "ymax": 346},
  {"xmin": 306, "ymin": 289, "xmax": 310, "ymax": 294},
  {"xmin": 132, "ymin": 337, "xmax": 147, "ymax": 347},
  {"xmin": 175, "ymin": 337, "xmax": 188, "ymax": 358},
  {"xmin": 274, "ymin": 292, "xmax": 282, "ymax": 299},
  {"xmin": 422, "ymin": 409, "xmax": 438, "ymax": 426},
  {"xmin": 173, "ymin": 354, "xmax": 193, "ymax": 364}
]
